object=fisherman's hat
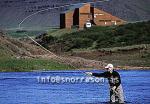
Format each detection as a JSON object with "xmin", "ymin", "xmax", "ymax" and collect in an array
[{"xmin": 105, "ymin": 64, "xmax": 114, "ymax": 69}]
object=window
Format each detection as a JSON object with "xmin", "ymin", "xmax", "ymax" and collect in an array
[
  {"xmin": 116, "ymin": 20, "xmax": 121, "ymax": 22},
  {"xmin": 99, "ymin": 20, "xmax": 111, "ymax": 22},
  {"xmin": 94, "ymin": 13, "xmax": 104, "ymax": 18},
  {"xmin": 80, "ymin": 13, "xmax": 91, "ymax": 15}
]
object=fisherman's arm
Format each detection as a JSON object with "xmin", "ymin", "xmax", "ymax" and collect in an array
[{"xmin": 86, "ymin": 72, "xmax": 109, "ymax": 78}]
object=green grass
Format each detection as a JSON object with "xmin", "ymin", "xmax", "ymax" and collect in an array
[
  {"xmin": 0, "ymin": 58, "xmax": 73, "ymax": 72},
  {"xmin": 0, "ymin": 48, "xmax": 73, "ymax": 72},
  {"xmin": 0, "ymin": 30, "xmax": 74, "ymax": 72},
  {"xmin": 0, "ymin": 47, "xmax": 12, "ymax": 58},
  {"xmin": 6, "ymin": 30, "xmax": 46, "ymax": 38},
  {"xmin": 43, "ymin": 21, "xmax": 150, "ymax": 52},
  {"xmin": 98, "ymin": 44, "xmax": 150, "ymax": 52},
  {"xmin": 47, "ymin": 28, "xmax": 78, "ymax": 37},
  {"xmin": 2, "ymin": 21, "xmax": 150, "ymax": 70},
  {"xmin": 71, "ymin": 44, "xmax": 150, "ymax": 67},
  {"xmin": 99, "ymin": 52, "xmax": 150, "ymax": 67},
  {"xmin": 32, "ymin": 21, "xmax": 150, "ymax": 67}
]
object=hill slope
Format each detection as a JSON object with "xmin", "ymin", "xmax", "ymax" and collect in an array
[
  {"xmin": 0, "ymin": 0, "xmax": 150, "ymax": 29},
  {"xmin": 0, "ymin": 31, "xmax": 107, "ymax": 71},
  {"xmin": 42, "ymin": 21, "xmax": 150, "ymax": 52},
  {"xmin": 97, "ymin": 0, "xmax": 150, "ymax": 21},
  {"xmin": 0, "ymin": 31, "xmax": 73, "ymax": 71},
  {"xmin": 0, "ymin": 31, "xmax": 50, "ymax": 57},
  {"xmin": 38, "ymin": 21, "xmax": 150, "ymax": 67}
]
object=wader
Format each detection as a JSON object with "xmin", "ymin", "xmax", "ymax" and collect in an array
[
  {"xmin": 110, "ymin": 84, "xmax": 125, "ymax": 104},
  {"xmin": 92, "ymin": 71, "xmax": 125, "ymax": 103}
]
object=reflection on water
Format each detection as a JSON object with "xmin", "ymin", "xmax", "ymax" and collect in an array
[{"xmin": 0, "ymin": 70, "xmax": 150, "ymax": 104}]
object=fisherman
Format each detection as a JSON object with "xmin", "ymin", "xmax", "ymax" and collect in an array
[{"xmin": 86, "ymin": 64, "xmax": 125, "ymax": 104}]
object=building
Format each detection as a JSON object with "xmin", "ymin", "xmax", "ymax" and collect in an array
[{"xmin": 60, "ymin": 3, "xmax": 126, "ymax": 29}]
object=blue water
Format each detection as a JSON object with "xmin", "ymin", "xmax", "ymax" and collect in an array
[{"xmin": 0, "ymin": 70, "xmax": 150, "ymax": 104}]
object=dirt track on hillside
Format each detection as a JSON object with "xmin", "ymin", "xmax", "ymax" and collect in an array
[
  {"xmin": 1, "ymin": 31, "xmax": 150, "ymax": 70},
  {"xmin": 0, "ymin": 32, "xmax": 107, "ymax": 69}
]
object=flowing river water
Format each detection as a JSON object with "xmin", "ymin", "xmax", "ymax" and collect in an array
[{"xmin": 0, "ymin": 70, "xmax": 150, "ymax": 104}]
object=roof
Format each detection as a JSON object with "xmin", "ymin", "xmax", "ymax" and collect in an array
[{"xmin": 61, "ymin": 3, "xmax": 85, "ymax": 14}]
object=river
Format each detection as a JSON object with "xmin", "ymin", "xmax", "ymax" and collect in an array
[{"xmin": 0, "ymin": 70, "xmax": 150, "ymax": 104}]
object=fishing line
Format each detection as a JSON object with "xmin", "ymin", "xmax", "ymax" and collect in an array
[
  {"xmin": 18, "ymin": 0, "xmax": 109, "ymax": 70},
  {"xmin": 18, "ymin": 0, "xmax": 109, "ymax": 28},
  {"xmin": 25, "ymin": 34, "xmax": 78, "ymax": 69}
]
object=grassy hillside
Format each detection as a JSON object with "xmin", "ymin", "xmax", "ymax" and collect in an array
[
  {"xmin": 42, "ymin": 21, "xmax": 150, "ymax": 52},
  {"xmin": 38, "ymin": 21, "xmax": 150, "ymax": 67},
  {"xmin": 47, "ymin": 28, "xmax": 78, "ymax": 37},
  {"xmin": 0, "ymin": 58, "xmax": 72, "ymax": 72},
  {"xmin": 0, "ymin": 32, "xmax": 73, "ymax": 72},
  {"xmin": 6, "ymin": 30, "xmax": 45, "ymax": 38}
]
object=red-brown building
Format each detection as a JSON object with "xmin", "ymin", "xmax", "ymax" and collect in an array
[{"xmin": 60, "ymin": 3, "xmax": 126, "ymax": 29}]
